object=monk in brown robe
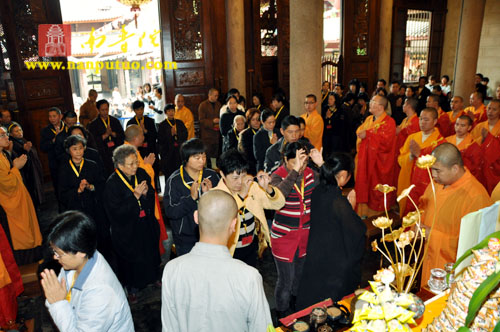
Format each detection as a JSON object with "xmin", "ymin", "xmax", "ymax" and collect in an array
[{"xmin": 420, "ymin": 143, "xmax": 492, "ymax": 283}]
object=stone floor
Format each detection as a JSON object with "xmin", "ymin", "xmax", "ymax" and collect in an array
[{"xmin": 16, "ymin": 183, "xmax": 382, "ymax": 332}]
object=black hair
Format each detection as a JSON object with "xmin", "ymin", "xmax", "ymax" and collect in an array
[
  {"xmin": 180, "ymin": 138, "xmax": 206, "ymax": 166},
  {"xmin": 326, "ymin": 92, "xmax": 340, "ymax": 107},
  {"xmin": 261, "ymin": 108, "xmax": 275, "ymax": 123},
  {"xmin": 281, "ymin": 115, "xmax": 300, "ymax": 130},
  {"xmin": 282, "ymin": 141, "xmax": 308, "ymax": 161},
  {"xmin": 432, "ymin": 85, "xmax": 442, "ymax": 92},
  {"xmin": 482, "ymin": 77, "xmax": 489, "ymax": 83},
  {"xmin": 226, "ymin": 94, "xmax": 238, "ymax": 104},
  {"xmin": 343, "ymin": 92, "xmax": 356, "ymax": 104},
  {"xmin": 64, "ymin": 135, "xmax": 87, "ymax": 153},
  {"xmin": 48, "ymin": 211, "xmax": 97, "ymax": 258},
  {"xmin": 155, "ymin": 87, "xmax": 162, "ymax": 95},
  {"xmin": 390, "ymin": 80, "xmax": 401, "ymax": 86},
  {"xmin": 377, "ymin": 79, "xmax": 387, "ymax": 86},
  {"xmin": 143, "ymin": 83, "xmax": 152, "ymax": 92},
  {"xmin": 475, "ymin": 73, "xmax": 484, "ymax": 80},
  {"xmin": 441, "ymin": 75, "xmax": 450, "ymax": 82},
  {"xmin": 272, "ymin": 91, "xmax": 287, "ymax": 105},
  {"xmin": 238, "ymin": 95, "xmax": 246, "ymax": 106},
  {"xmin": 357, "ymin": 92, "xmax": 370, "ymax": 103},
  {"xmin": 419, "ymin": 76, "xmax": 428, "ymax": 82},
  {"xmin": 252, "ymin": 92, "xmax": 264, "ymax": 106},
  {"xmin": 298, "ymin": 117, "xmax": 306, "ymax": 126},
  {"xmin": 164, "ymin": 103, "xmax": 175, "ymax": 112},
  {"xmin": 320, "ymin": 153, "xmax": 354, "ymax": 186},
  {"xmin": 69, "ymin": 124, "xmax": 85, "ymax": 136},
  {"xmin": 132, "ymin": 100, "xmax": 145, "ymax": 110},
  {"xmin": 63, "ymin": 110, "xmax": 77, "ymax": 119},
  {"xmin": 374, "ymin": 87, "xmax": 388, "ymax": 96},
  {"xmin": 228, "ymin": 88, "xmax": 240, "ymax": 96},
  {"xmin": 48, "ymin": 107, "xmax": 62, "ymax": 115},
  {"xmin": 306, "ymin": 94, "xmax": 317, "ymax": 102},
  {"xmin": 96, "ymin": 99, "xmax": 109, "ymax": 110},
  {"xmin": 218, "ymin": 149, "xmax": 249, "ymax": 175}
]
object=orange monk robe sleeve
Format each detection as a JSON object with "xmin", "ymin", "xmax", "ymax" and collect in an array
[
  {"xmin": 420, "ymin": 171, "xmax": 492, "ymax": 283},
  {"xmin": 397, "ymin": 134, "xmax": 415, "ymax": 215},
  {"xmin": 478, "ymin": 132, "xmax": 500, "ymax": 194},
  {"xmin": 0, "ymin": 156, "xmax": 42, "ymax": 250},
  {"xmin": 301, "ymin": 111, "xmax": 324, "ymax": 150},
  {"xmin": 176, "ymin": 107, "xmax": 195, "ymax": 140},
  {"xmin": 470, "ymin": 121, "xmax": 487, "ymax": 143},
  {"xmin": 355, "ymin": 114, "xmax": 397, "ymax": 211}
]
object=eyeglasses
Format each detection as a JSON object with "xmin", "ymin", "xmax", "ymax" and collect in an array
[
  {"xmin": 0, "ymin": 133, "xmax": 8, "ymax": 138},
  {"xmin": 51, "ymin": 247, "xmax": 67, "ymax": 258}
]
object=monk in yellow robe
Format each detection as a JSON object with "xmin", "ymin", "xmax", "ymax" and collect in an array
[
  {"xmin": 398, "ymin": 108, "xmax": 445, "ymax": 215},
  {"xmin": 427, "ymin": 94, "xmax": 453, "ymax": 137},
  {"xmin": 301, "ymin": 94, "xmax": 324, "ymax": 150},
  {"xmin": 465, "ymin": 92, "xmax": 487, "ymax": 128},
  {"xmin": 420, "ymin": 143, "xmax": 492, "ymax": 284},
  {"xmin": 446, "ymin": 96, "xmax": 465, "ymax": 131},
  {"xmin": 446, "ymin": 115, "xmax": 481, "ymax": 179},
  {"xmin": 470, "ymin": 99, "xmax": 500, "ymax": 194},
  {"xmin": 355, "ymin": 95, "xmax": 397, "ymax": 216},
  {"xmin": 124, "ymin": 125, "xmax": 168, "ymax": 254},
  {"xmin": 175, "ymin": 94, "xmax": 195, "ymax": 140},
  {"xmin": 0, "ymin": 127, "xmax": 42, "ymax": 253}
]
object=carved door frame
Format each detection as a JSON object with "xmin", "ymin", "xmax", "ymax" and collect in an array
[
  {"xmin": 0, "ymin": 0, "xmax": 73, "ymax": 175},
  {"xmin": 158, "ymin": 0, "xmax": 227, "ymax": 121},
  {"xmin": 342, "ymin": 0, "xmax": 381, "ymax": 95}
]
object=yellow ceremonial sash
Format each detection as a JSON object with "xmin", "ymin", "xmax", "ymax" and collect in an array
[
  {"xmin": 101, "ymin": 117, "xmax": 112, "ymax": 141},
  {"xmin": 180, "ymin": 165, "xmax": 203, "ymax": 190},
  {"xmin": 69, "ymin": 159, "xmax": 84, "ymax": 178},
  {"xmin": 115, "ymin": 169, "xmax": 141, "ymax": 207},
  {"xmin": 65, "ymin": 273, "xmax": 77, "ymax": 302},
  {"xmin": 50, "ymin": 122, "xmax": 66, "ymax": 136},
  {"xmin": 135, "ymin": 116, "xmax": 144, "ymax": 126},
  {"xmin": 275, "ymin": 105, "xmax": 284, "ymax": 120},
  {"xmin": 293, "ymin": 176, "xmax": 305, "ymax": 212}
]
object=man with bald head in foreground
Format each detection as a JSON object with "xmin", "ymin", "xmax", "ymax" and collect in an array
[
  {"xmin": 161, "ymin": 190, "xmax": 272, "ymax": 332},
  {"xmin": 420, "ymin": 143, "xmax": 492, "ymax": 284}
]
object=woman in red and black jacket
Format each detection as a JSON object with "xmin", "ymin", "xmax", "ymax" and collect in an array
[{"xmin": 270, "ymin": 141, "xmax": 323, "ymax": 318}]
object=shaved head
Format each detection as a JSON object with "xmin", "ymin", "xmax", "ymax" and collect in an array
[
  {"xmin": 458, "ymin": 114, "xmax": 473, "ymax": 126},
  {"xmin": 125, "ymin": 124, "xmax": 143, "ymax": 142},
  {"xmin": 421, "ymin": 107, "xmax": 438, "ymax": 120},
  {"xmin": 198, "ymin": 190, "xmax": 238, "ymax": 236},
  {"xmin": 432, "ymin": 143, "xmax": 464, "ymax": 168}
]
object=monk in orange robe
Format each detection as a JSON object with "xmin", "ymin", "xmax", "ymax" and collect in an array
[
  {"xmin": 301, "ymin": 94, "xmax": 324, "ymax": 150},
  {"xmin": 355, "ymin": 95, "xmax": 397, "ymax": 216},
  {"xmin": 420, "ymin": 143, "xmax": 492, "ymax": 284},
  {"xmin": 0, "ymin": 127, "xmax": 42, "ymax": 254},
  {"xmin": 0, "ymin": 223, "xmax": 23, "ymax": 330},
  {"xmin": 465, "ymin": 92, "xmax": 487, "ymax": 128},
  {"xmin": 470, "ymin": 99, "xmax": 500, "ymax": 194},
  {"xmin": 427, "ymin": 94, "xmax": 453, "ymax": 137},
  {"xmin": 175, "ymin": 94, "xmax": 195, "ymax": 140},
  {"xmin": 398, "ymin": 108, "xmax": 446, "ymax": 215},
  {"xmin": 446, "ymin": 115, "xmax": 481, "ymax": 179},
  {"xmin": 394, "ymin": 97, "xmax": 420, "ymax": 184},
  {"xmin": 124, "ymin": 125, "xmax": 168, "ymax": 255},
  {"xmin": 446, "ymin": 96, "xmax": 465, "ymax": 131}
]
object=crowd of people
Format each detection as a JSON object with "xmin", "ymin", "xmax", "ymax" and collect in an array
[{"xmin": 0, "ymin": 72, "xmax": 499, "ymax": 331}]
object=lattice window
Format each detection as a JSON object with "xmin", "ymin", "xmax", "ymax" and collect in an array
[
  {"xmin": 260, "ymin": 0, "xmax": 277, "ymax": 57},
  {"xmin": 403, "ymin": 10, "xmax": 432, "ymax": 83},
  {"xmin": 0, "ymin": 23, "xmax": 10, "ymax": 71},
  {"xmin": 172, "ymin": 0, "xmax": 203, "ymax": 61}
]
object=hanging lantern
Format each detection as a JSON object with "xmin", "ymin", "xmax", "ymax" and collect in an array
[{"xmin": 116, "ymin": 0, "xmax": 152, "ymax": 28}]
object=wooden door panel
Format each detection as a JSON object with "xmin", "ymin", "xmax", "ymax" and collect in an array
[{"xmin": 159, "ymin": 0, "xmax": 226, "ymax": 121}]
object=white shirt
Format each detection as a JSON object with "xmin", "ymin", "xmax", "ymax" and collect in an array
[
  {"xmin": 46, "ymin": 252, "xmax": 134, "ymax": 332},
  {"xmin": 161, "ymin": 242, "xmax": 272, "ymax": 332},
  {"xmin": 152, "ymin": 97, "xmax": 165, "ymax": 124}
]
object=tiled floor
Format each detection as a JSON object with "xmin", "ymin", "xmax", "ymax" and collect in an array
[{"xmin": 17, "ymin": 183, "xmax": 381, "ymax": 332}]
